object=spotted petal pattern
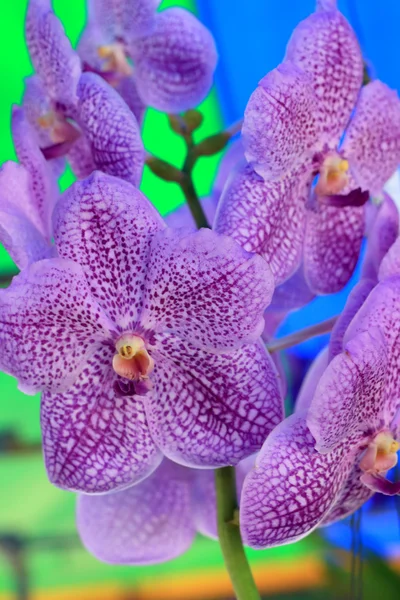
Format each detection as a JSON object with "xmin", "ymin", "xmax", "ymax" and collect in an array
[
  {"xmin": 0, "ymin": 259, "xmax": 112, "ymax": 395},
  {"xmin": 240, "ymin": 413, "xmax": 353, "ymax": 548},
  {"xmin": 25, "ymin": 0, "xmax": 81, "ymax": 109},
  {"xmin": 141, "ymin": 227, "xmax": 274, "ymax": 351},
  {"xmin": 53, "ymin": 172, "xmax": 165, "ymax": 328},
  {"xmin": 285, "ymin": 5, "xmax": 363, "ymax": 145},
  {"xmin": 303, "ymin": 203, "xmax": 365, "ymax": 294},
  {"xmin": 76, "ymin": 73, "xmax": 144, "ymax": 186},
  {"xmin": 146, "ymin": 335, "xmax": 283, "ymax": 468},
  {"xmin": 132, "ymin": 8, "xmax": 217, "ymax": 113},
  {"xmin": 342, "ymin": 82, "xmax": 400, "ymax": 196}
]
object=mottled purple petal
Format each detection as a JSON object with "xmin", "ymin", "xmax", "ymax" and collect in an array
[
  {"xmin": 267, "ymin": 265, "xmax": 314, "ymax": 313},
  {"xmin": 53, "ymin": 172, "xmax": 165, "ymax": 327},
  {"xmin": 379, "ymin": 237, "xmax": 400, "ymax": 281},
  {"xmin": 303, "ymin": 203, "xmax": 365, "ymax": 294},
  {"xmin": 0, "ymin": 259, "xmax": 112, "ymax": 395},
  {"xmin": 240, "ymin": 413, "xmax": 354, "ymax": 548},
  {"xmin": 321, "ymin": 462, "xmax": 373, "ymax": 525},
  {"xmin": 295, "ymin": 346, "xmax": 329, "ymax": 413},
  {"xmin": 114, "ymin": 76, "xmax": 146, "ymax": 126},
  {"xmin": 23, "ymin": 75, "xmax": 54, "ymax": 147},
  {"xmin": 25, "ymin": 0, "xmax": 81, "ymax": 109},
  {"xmin": 342, "ymin": 81, "xmax": 400, "ymax": 196},
  {"xmin": 132, "ymin": 8, "xmax": 217, "ymax": 112},
  {"xmin": 146, "ymin": 336, "xmax": 283, "ymax": 468},
  {"xmin": 42, "ymin": 353, "xmax": 162, "ymax": 494},
  {"xmin": 214, "ymin": 164, "xmax": 309, "ymax": 286},
  {"xmin": 285, "ymin": 5, "xmax": 362, "ymax": 146},
  {"xmin": 77, "ymin": 459, "xmax": 194, "ymax": 564},
  {"xmin": 344, "ymin": 277, "xmax": 400, "ymax": 424},
  {"xmin": 76, "ymin": 73, "xmax": 144, "ymax": 185},
  {"xmin": 307, "ymin": 329, "xmax": 388, "ymax": 453},
  {"xmin": 361, "ymin": 194, "xmax": 399, "ymax": 281},
  {"xmin": 0, "ymin": 162, "xmax": 52, "ymax": 269},
  {"xmin": 66, "ymin": 134, "xmax": 96, "ymax": 179},
  {"xmin": 141, "ymin": 227, "xmax": 274, "ymax": 351},
  {"xmin": 242, "ymin": 62, "xmax": 320, "ymax": 180},
  {"xmin": 329, "ymin": 278, "xmax": 376, "ymax": 360}
]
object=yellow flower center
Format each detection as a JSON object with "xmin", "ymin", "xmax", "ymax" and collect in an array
[
  {"xmin": 112, "ymin": 334, "xmax": 154, "ymax": 382},
  {"xmin": 315, "ymin": 152, "xmax": 349, "ymax": 196},
  {"xmin": 97, "ymin": 43, "xmax": 133, "ymax": 77}
]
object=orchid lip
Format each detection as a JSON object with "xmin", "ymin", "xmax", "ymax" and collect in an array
[
  {"xmin": 112, "ymin": 333, "xmax": 154, "ymax": 383},
  {"xmin": 360, "ymin": 431, "xmax": 399, "ymax": 475},
  {"xmin": 315, "ymin": 151, "xmax": 350, "ymax": 196}
]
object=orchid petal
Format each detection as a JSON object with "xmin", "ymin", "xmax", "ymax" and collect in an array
[
  {"xmin": 76, "ymin": 73, "xmax": 144, "ymax": 186},
  {"xmin": 77, "ymin": 459, "xmax": 194, "ymax": 564},
  {"xmin": 146, "ymin": 336, "xmax": 283, "ymax": 468},
  {"xmin": 295, "ymin": 346, "xmax": 329, "ymax": 413},
  {"xmin": 362, "ymin": 194, "xmax": 399, "ymax": 281},
  {"xmin": 267, "ymin": 265, "xmax": 314, "ymax": 313},
  {"xmin": 141, "ymin": 227, "xmax": 274, "ymax": 351},
  {"xmin": 322, "ymin": 462, "xmax": 373, "ymax": 525},
  {"xmin": 379, "ymin": 237, "xmax": 400, "ymax": 281},
  {"xmin": 114, "ymin": 76, "xmax": 146, "ymax": 126},
  {"xmin": 214, "ymin": 164, "xmax": 309, "ymax": 287},
  {"xmin": 240, "ymin": 413, "xmax": 353, "ymax": 548},
  {"xmin": 307, "ymin": 329, "xmax": 388, "ymax": 453},
  {"xmin": 42, "ymin": 352, "xmax": 162, "ymax": 493},
  {"xmin": 53, "ymin": 172, "xmax": 165, "ymax": 328},
  {"xmin": 132, "ymin": 8, "xmax": 217, "ymax": 112},
  {"xmin": 0, "ymin": 259, "xmax": 112, "ymax": 395},
  {"xmin": 360, "ymin": 472, "xmax": 400, "ymax": 496},
  {"xmin": 303, "ymin": 203, "xmax": 365, "ymax": 294},
  {"xmin": 285, "ymin": 5, "xmax": 362, "ymax": 146},
  {"xmin": 66, "ymin": 134, "xmax": 96, "ymax": 180},
  {"xmin": 25, "ymin": 0, "xmax": 81, "ymax": 109},
  {"xmin": 242, "ymin": 62, "xmax": 320, "ymax": 180},
  {"xmin": 342, "ymin": 81, "xmax": 400, "ymax": 196}
]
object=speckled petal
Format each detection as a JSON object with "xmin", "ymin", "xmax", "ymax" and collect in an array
[
  {"xmin": 76, "ymin": 73, "xmax": 144, "ymax": 186},
  {"xmin": 379, "ymin": 237, "xmax": 400, "ymax": 281},
  {"xmin": 307, "ymin": 329, "xmax": 388, "ymax": 453},
  {"xmin": 12, "ymin": 107, "xmax": 57, "ymax": 240},
  {"xmin": 342, "ymin": 82, "xmax": 400, "ymax": 196},
  {"xmin": 344, "ymin": 277, "xmax": 400, "ymax": 425},
  {"xmin": 42, "ymin": 350, "xmax": 162, "ymax": 493},
  {"xmin": 146, "ymin": 335, "xmax": 283, "ymax": 468},
  {"xmin": 267, "ymin": 265, "xmax": 314, "ymax": 313},
  {"xmin": 66, "ymin": 134, "xmax": 96, "ymax": 180},
  {"xmin": 132, "ymin": 8, "xmax": 217, "ymax": 112},
  {"xmin": 240, "ymin": 413, "xmax": 353, "ymax": 548},
  {"xmin": 214, "ymin": 164, "xmax": 309, "ymax": 287},
  {"xmin": 141, "ymin": 227, "xmax": 274, "ymax": 351},
  {"xmin": 321, "ymin": 461, "xmax": 373, "ymax": 526},
  {"xmin": 285, "ymin": 5, "xmax": 362, "ymax": 146},
  {"xmin": 23, "ymin": 75, "xmax": 54, "ymax": 147},
  {"xmin": 25, "ymin": 0, "xmax": 81, "ymax": 109},
  {"xmin": 361, "ymin": 194, "xmax": 399, "ymax": 281},
  {"xmin": 329, "ymin": 279, "xmax": 376, "ymax": 360},
  {"xmin": 77, "ymin": 459, "xmax": 194, "ymax": 564},
  {"xmin": 114, "ymin": 76, "xmax": 146, "ymax": 126},
  {"xmin": 303, "ymin": 203, "xmax": 365, "ymax": 294},
  {"xmin": 242, "ymin": 62, "xmax": 320, "ymax": 180},
  {"xmin": 53, "ymin": 172, "xmax": 165, "ymax": 328},
  {"xmin": 295, "ymin": 346, "xmax": 329, "ymax": 413},
  {"xmin": 0, "ymin": 258, "xmax": 112, "ymax": 395},
  {"xmin": 0, "ymin": 162, "xmax": 52, "ymax": 269}
]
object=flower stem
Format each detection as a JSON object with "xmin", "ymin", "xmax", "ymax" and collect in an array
[
  {"xmin": 215, "ymin": 467, "xmax": 261, "ymax": 600},
  {"xmin": 267, "ymin": 315, "xmax": 338, "ymax": 353}
]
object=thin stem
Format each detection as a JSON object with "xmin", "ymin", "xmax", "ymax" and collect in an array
[
  {"xmin": 215, "ymin": 467, "xmax": 261, "ymax": 600},
  {"xmin": 180, "ymin": 134, "xmax": 210, "ymax": 229},
  {"xmin": 226, "ymin": 118, "xmax": 243, "ymax": 138},
  {"xmin": 267, "ymin": 315, "xmax": 338, "ymax": 353}
]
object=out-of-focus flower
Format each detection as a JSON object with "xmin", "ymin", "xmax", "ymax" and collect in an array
[
  {"xmin": 0, "ymin": 172, "xmax": 283, "ymax": 494},
  {"xmin": 24, "ymin": 0, "xmax": 144, "ymax": 182},
  {"xmin": 215, "ymin": 0, "xmax": 400, "ymax": 294},
  {"xmin": 78, "ymin": 0, "xmax": 218, "ymax": 115},
  {"xmin": 77, "ymin": 457, "xmax": 252, "ymax": 565}
]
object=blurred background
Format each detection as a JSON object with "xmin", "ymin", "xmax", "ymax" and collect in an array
[{"xmin": 1, "ymin": 0, "xmax": 400, "ymax": 598}]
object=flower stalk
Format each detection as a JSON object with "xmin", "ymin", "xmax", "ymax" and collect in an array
[
  {"xmin": 267, "ymin": 315, "xmax": 338, "ymax": 353},
  {"xmin": 215, "ymin": 466, "xmax": 261, "ymax": 600}
]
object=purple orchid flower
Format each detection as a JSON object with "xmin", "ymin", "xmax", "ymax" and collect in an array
[
  {"xmin": 215, "ymin": 0, "xmax": 400, "ymax": 293},
  {"xmin": 78, "ymin": 0, "xmax": 217, "ymax": 115},
  {"xmin": 0, "ymin": 171, "xmax": 283, "ymax": 494},
  {"xmin": 24, "ymin": 0, "xmax": 144, "ymax": 183},
  {"xmin": 240, "ymin": 231, "xmax": 400, "ymax": 548},
  {"xmin": 77, "ymin": 457, "xmax": 252, "ymax": 565}
]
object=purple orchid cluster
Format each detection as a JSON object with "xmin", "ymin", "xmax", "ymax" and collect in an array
[{"xmin": 0, "ymin": 0, "xmax": 400, "ymax": 591}]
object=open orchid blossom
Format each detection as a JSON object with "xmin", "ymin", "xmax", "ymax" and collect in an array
[
  {"xmin": 24, "ymin": 0, "xmax": 144, "ymax": 183},
  {"xmin": 77, "ymin": 457, "xmax": 252, "ymax": 565},
  {"xmin": 215, "ymin": 0, "xmax": 400, "ymax": 293},
  {"xmin": 0, "ymin": 172, "xmax": 283, "ymax": 494},
  {"xmin": 78, "ymin": 0, "xmax": 217, "ymax": 114}
]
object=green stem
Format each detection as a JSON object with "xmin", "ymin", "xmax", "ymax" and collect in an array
[
  {"xmin": 180, "ymin": 134, "xmax": 210, "ymax": 229},
  {"xmin": 215, "ymin": 467, "xmax": 261, "ymax": 600}
]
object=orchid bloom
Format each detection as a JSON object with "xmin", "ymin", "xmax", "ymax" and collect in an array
[
  {"xmin": 240, "ymin": 232, "xmax": 400, "ymax": 548},
  {"xmin": 215, "ymin": 0, "xmax": 400, "ymax": 294},
  {"xmin": 77, "ymin": 457, "xmax": 252, "ymax": 565},
  {"xmin": 0, "ymin": 171, "xmax": 283, "ymax": 494},
  {"xmin": 78, "ymin": 0, "xmax": 217, "ymax": 115},
  {"xmin": 24, "ymin": 0, "xmax": 144, "ymax": 182}
]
